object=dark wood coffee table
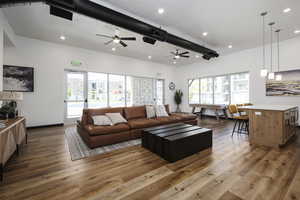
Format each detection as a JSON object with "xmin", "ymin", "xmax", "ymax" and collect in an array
[{"xmin": 142, "ymin": 123, "xmax": 212, "ymax": 162}]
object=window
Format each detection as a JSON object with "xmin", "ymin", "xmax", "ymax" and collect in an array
[
  {"xmin": 88, "ymin": 72, "xmax": 108, "ymax": 108},
  {"xmin": 231, "ymin": 73, "xmax": 249, "ymax": 104},
  {"xmin": 65, "ymin": 70, "xmax": 165, "ymax": 121},
  {"xmin": 201, "ymin": 78, "xmax": 213, "ymax": 104},
  {"xmin": 109, "ymin": 74, "xmax": 125, "ymax": 107},
  {"xmin": 65, "ymin": 72, "xmax": 85, "ymax": 119},
  {"xmin": 126, "ymin": 76, "xmax": 133, "ymax": 107},
  {"xmin": 156, "ymin": 79, "xmax": 164, "ymax": 105},
  {"xmin": 188, "ymin": 79, "xmax": 200, "ymax": 104},
  {"xmin": 188, "ymin": 72, "xmax": 249, "ymax": 105},
  {"xmin": 214, "ymin": 76, "xmax": 230, "ymax": 104}
]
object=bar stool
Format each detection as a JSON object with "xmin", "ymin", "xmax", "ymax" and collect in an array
[{"xmin": 228, "ymin": 104, "xmax": 249, "ymax": 136}]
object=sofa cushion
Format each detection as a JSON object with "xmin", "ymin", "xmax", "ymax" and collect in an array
[
  {"xmin": 85, "ymin": 124, "xmax": 130, "ymax": 136},
  {"xmin": 155, "ymin": 105, "xmax": 169, "ymax": 117},
  {"xmin": 106, "ymin": 113, "xmax": 128, "ymax": 125},
  {"xmin": 124, "ymin": 106, "xmax": 146, "ymax": 120},
  {"xmin": 83, "ymin": 107, "xmax": 124, "ymax": 124},
  {"xmin": 92, "ymin": 115, "xmax": 112, "ymax": 126},
  {"xmin": 146, "ymin": 105, "xmax": 156, "ymax": 119},
  {"xmin": 128, "ymin": 118, "xmax": 161, "ymax": 129},
  {"xmin": 156, "ymin": 116, "xmax": 181, "ymax": 125},
  {"xmin": 172, "ymin": 113, "xmax": 197, "ymax": 121},
  {"xmin": 164, "ymin": 105, "xmax": 171, "ymax": 114}
]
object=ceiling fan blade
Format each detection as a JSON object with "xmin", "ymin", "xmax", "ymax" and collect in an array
[
  {"xmin": 105, "ymin": 40, "xmax": 113, "ymax": 45},
  {"xmin": 96, "ymin": 34, "xmax": 113, "ymax": 39},
  {"xmin": 180, "ymin": 51, "xmax": 190, "ymax": 55},
  {"xmin": 120, "ymin": 41, "xmax": 128, "ymax": 47},
  {"xmin": 180, "ymin": 55, "xmax": 190, "ymax": 57},
  {"xmin": 120, "ymin": 37, "xmax": 136, "ymax": 41}
]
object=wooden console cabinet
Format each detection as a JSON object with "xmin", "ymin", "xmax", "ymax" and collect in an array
[
  {"xmin": 0, "ymin": 117, "xmax": 27, "ymax": 181},
  {"xmin": 239, "ymin": 105, "xmax": 298, "ymax": 148}
]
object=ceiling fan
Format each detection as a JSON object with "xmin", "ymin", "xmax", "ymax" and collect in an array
[
  {"xmin": 171, "ymin": 49, "xmax": 190, "ymax": 59},
  {"xmin": 96, "ymin": 30, "xmax": 136, "ymax": 47}
]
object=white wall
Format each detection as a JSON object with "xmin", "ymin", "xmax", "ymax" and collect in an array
[
  {"xmin": 0, "ymin": 27, "xmax": 3, "ymax": 91},
  {"xmin": 176, "ymin": 36, "xmax": 300, "ymax": 116},
  {"xmin": 4, "ymin": 36, "xmax": 176, "ymax": 127}
]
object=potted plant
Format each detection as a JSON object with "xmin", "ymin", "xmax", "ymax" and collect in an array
[{"xmin": 174, "ymin": 90, "xmax": 183, "ymax": 113}]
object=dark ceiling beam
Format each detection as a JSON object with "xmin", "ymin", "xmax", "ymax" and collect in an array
[{"xmin": 0, "ymin": 0, "xmax": 219, "ymax": 60}]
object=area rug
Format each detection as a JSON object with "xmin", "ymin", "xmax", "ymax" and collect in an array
[{"xmin": 65, "ymin": 127, "xmax": 141, "ymax": 161}]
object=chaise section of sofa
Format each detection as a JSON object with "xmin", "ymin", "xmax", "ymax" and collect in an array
[{"xmin": 77, "ymin": 105, "xmax": 197, "ymax": 149}]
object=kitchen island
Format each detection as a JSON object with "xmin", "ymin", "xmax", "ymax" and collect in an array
[{"xmin": 239, "ymin": 105, "xmax": 299, "ymax": 148}]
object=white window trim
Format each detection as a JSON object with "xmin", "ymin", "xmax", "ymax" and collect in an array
[{"xmin": 188, "ymin": 71, "xmax": 250, "ymax": 105}]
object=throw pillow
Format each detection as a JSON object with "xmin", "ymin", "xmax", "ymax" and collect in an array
[
  {"xmin": 155, "ymin": 105, "xmax": 169, "ymax": 117},
  {"xmin": 92, "ymin": 115, "xmax": 112, "ymax": 126},
  {"xmin": 146, "ymin": 105, "xmax": 156, "ymax": 119},
  {"xmin": 105, "ymin": 113, "xmax": 128, "ymax": 125}
]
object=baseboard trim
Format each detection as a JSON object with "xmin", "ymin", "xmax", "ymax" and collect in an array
[{"xmin": 27, "ymin": 123, "xmax": 64, "ymax": 129}]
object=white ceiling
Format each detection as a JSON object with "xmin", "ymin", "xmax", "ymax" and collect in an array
[{"xmin": 2, "ymin": 0, "xmax": 300, "ymax": 66}]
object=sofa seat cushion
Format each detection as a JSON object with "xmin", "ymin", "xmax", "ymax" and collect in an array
[
  {"xmin": 128, "ymin": 118, "xmax": 161, "ymax": 129},
  {"xmin": 156, "ymin": 116, "xmax": 181, "ymax": 125},
  {"xmin": 85, "ymin": 124, "xmax": 130, "ymax": 136},
  {"xmin": 171, "ymin": 113, "xmax": 197, "ymax": 121}
]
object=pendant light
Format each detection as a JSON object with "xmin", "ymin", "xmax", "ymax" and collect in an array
[
  {"xmin": 268, "ymin": 22, "xmax": 275, "ymax": 80},
  {"xmin": 275, "ymin": 29, "xmax": 282, "ymax": 81},
  {"xmin": 260, "ymin": 12, "xmax": 268, "ymax": 77}
]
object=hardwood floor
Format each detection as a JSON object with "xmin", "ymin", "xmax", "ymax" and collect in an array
[{"xmin": 1, "ymin": 119, "xmax": 300, "ymax": 200}]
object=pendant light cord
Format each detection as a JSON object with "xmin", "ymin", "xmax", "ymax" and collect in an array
[
  {"xmin": 276, "ymin": 30, "xmax": 280, "ymax": 72},
  {"xmin": 263, "ymin": 15, "xmax": 265, "ymax": 68},
  {"xmin": 261, "ymin": 12, "xmax": 267, "ymax": 69},
  {"xmin": 269, "ymin": 22, "xmax": 275, "ymax": 73}
]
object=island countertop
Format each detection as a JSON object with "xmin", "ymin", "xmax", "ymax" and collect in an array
[{"xmin": 238, "ymin": 104, "xmax": 298, "ymax": 112}]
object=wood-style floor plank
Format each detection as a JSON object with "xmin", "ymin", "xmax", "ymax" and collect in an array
[{"xmin": 0, "ymin": 119, "xmax": 299, "ymax": 200}]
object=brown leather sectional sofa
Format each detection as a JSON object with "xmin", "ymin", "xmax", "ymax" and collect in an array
[{"xmin": 77, "ymin": 105, "xmax": 197, "ymax": 149}]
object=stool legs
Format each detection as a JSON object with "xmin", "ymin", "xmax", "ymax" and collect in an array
[
  {"xmin": 232, "ymin": 119, "xmax": 249, "ymax": 136},
  {"xmin": 232, "ymin": 120, "xmax": 238, "ymax": 136}
]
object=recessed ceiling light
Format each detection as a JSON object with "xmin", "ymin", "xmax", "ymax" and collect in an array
[
  {"xmin": 294, "ymin": 30, "xmax": 300, "ymax": 34},
  {"xmin": 195, "ymin": 55, "xmax": 200, "ymax": 58},
  {"xmin": 158, "ymin": 8, "xmax": 165, "ymax": 14},
  {"xmin": 228, "ymin": 45, "xmax": 233, "ymax": 49},
  {"xmin": 173, "ymin": 61, "xmax": 177, "ymax": 64},
  {"xmin": 60, "ymin": 35, "xmax": 66, "ymax": 40},
  {"xmin": 202, "ymin": 32, "xmax": 208, "ymax": 36},
  {"xmin": 283, "ymin": 8, "xmax": 291, "ymax": 13},
  {"xmin": 148, "ymin": 56, "xmax": 152, "ymax": 59},
  {"xmin": 112, "ymin": 47, "xmax": 116, "ymax": 51}
]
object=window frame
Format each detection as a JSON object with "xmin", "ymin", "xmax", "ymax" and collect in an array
[
  {"xmin": 65, "ymin": 69, "xmax": 165, "ymax": 108},
  {"xmin": 188, "ymin": 71, "xmax": 249, "ymax": 105}
]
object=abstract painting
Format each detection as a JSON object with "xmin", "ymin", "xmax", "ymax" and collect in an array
[
  {"xmin": 266, "ymin": 69, "xmax": 300, "ymax": 96},
  {"xmin": 3, "ymin": 65, "xmax": 34, "ymax": 92}
]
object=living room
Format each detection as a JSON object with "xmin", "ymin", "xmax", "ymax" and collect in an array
[{"xmin": 0, "ymin": 0, "xmax": 300, "ymax": 200}]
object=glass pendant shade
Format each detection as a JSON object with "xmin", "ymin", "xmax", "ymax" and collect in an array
[
  {"xmin": 268, "ymin": 72, "xmax": 275, "ymax": 80},
  {"xmin": 260, "ymin": 69, "xmax": 268, "ymax": 77},
  {"xmin": 275, "ymin": 74, "xmax": 282, "ymax": 81}
]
